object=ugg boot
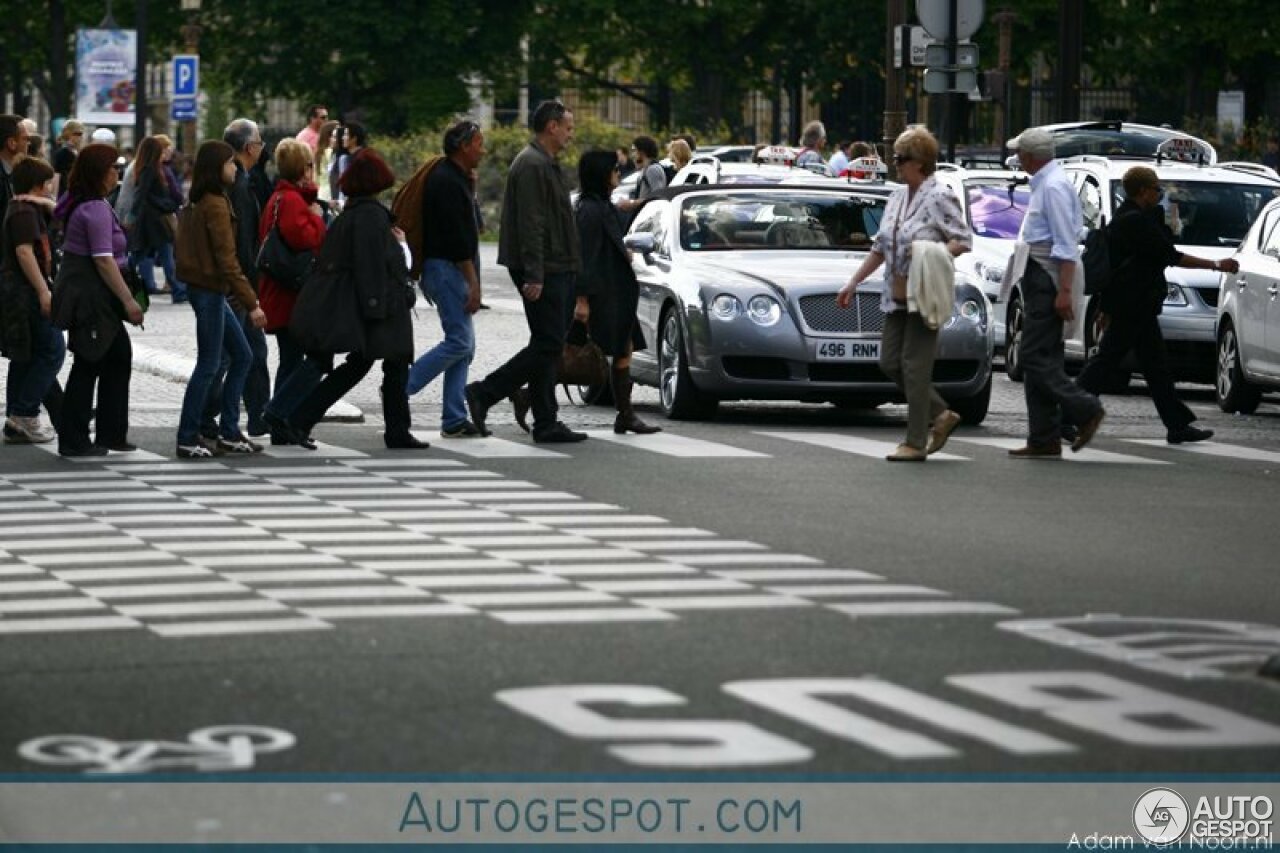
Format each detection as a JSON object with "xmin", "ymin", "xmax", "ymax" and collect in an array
[{"xmin": 612, "ymin": 365, "xmax": 661, "ymax": 434}]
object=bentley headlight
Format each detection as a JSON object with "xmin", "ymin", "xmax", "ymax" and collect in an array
[
  {"xmin": 747, "ymin": 295, "xmax": 782, "ymax": 326},
  {"xmin": 711, "ymin": 294, "xmax": 743, "ymax": 319},
  {"xmin": 959, "ymin": 299, "xmax": 983, "ymax": 320},
  {"xmin": 1165, "ymin": 284, "xmax": 1188, "ymax": 306}
]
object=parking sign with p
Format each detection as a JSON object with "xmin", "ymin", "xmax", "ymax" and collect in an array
[{"xmin": 173, "ymin": 55, "xmax": 198, "ymax": 98}]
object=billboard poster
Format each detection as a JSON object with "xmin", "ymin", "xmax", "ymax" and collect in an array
[{"xmin": 75, "ymin": 28, "xmax": 137, "ymax": 125}]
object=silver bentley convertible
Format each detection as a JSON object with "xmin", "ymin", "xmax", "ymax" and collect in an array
[{"xmin": 623, "ymin": 184, "xmax": 994, "ymax": 422}]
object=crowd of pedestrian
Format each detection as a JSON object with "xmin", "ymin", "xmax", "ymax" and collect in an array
[{"xmin": 0, "ymin": 103, "xmax": 1265, "ymax": 462}]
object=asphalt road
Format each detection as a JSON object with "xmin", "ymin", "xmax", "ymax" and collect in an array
[{"xmin": 1, "ymin": 254, "xmax": 1279, "ymax": 842}]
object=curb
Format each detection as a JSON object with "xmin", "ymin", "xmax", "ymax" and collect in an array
[{"xmin": 131, "ymin": 342, "xmax": 365, "ymax": 423}]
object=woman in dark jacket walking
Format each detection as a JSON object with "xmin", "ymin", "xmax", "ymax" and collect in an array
[
  {"xmin": 285, "ymin": 148, "xmax": 424, "ymax": 449},
  {"xmin": 128, "ymin": 135, "xmax": 182, "ymax": 300},
  {"xmin": 573, "ymin": 150, "xmax": 659, "ymax": 434}
]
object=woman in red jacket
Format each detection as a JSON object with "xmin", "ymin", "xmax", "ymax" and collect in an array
[{"xmin": 259, "ymin": 137, "xmax": 326, "ymax": 446}]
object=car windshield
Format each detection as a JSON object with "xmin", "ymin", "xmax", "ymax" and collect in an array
[
  {"xmin": 967, "ymin": 181, "xmax": 1030, "ymax": 239},
  {"xmin": 1109, "ymin": 179, "xmax": 1280, "ymax": 247},
  {"xmin": 680, "ymin": 192, "xmax": 886, "ymax": 251}
]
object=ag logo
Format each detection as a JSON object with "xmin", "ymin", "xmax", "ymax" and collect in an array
[{"xmin": 1134, "ymin": 787, "xmax": 1190, "ymax": 846}]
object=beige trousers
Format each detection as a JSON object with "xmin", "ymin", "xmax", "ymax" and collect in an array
[{"xmin": 879, "ymin": 310, "xmax": 947, "ymax": 449}]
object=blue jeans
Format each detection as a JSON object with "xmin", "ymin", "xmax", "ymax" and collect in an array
[
  {"xmin": 203, "ymin": 307, "xmax": 271, "ymax": 435},
  {"xmin": 178, "ymin": 288, "xmax": 251, "ymax": 445},
  {"xmin": 130, "ymin": 244, "xmax": 186, "ymax": 299},
  {"xmin": 5, "ymin": 302, "xmax": 67, "ymax": 418},
  {"xmin": 407, "ymin": 259, "xmax": 475, "ymax": 429}
]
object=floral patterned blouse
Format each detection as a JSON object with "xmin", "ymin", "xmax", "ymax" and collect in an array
[{"xmin": 870, "ymin": 175, "xmax": 971, "ymax": 312}]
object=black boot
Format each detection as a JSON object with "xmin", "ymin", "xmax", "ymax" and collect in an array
[{"xmin": 612, "ymin": 365, "xmax": 661, "ymax": 434}]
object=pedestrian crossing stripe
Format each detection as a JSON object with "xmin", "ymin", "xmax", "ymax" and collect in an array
[
  {"xmin": 584, "ymin": 430, "xmax": 769, "ymax": 458},
  {"xmin": 1126, "ymin": 439, "xmax": 1280, "ymax": 465},
  {"xmin": 756, "ymin": 431, "xmax": 969, "ymax": 461},
  {"xmin": 953, "ymin": 437, "xmax": 1170, "ymax": 464}
]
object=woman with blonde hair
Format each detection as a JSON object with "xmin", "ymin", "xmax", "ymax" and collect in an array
[
  {"xmin": 314, "ymin": 120, "xmax": 339, "ymax": 203},
  {"xmin": 667, "ymin": 138, "xmax": 692, "ymax": 174},
  {"xmin": 836, "ymin": 126, "xmax": 971, "ymax": 461}
]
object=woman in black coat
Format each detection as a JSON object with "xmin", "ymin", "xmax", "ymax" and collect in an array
[
  {"xmin": 127, "ymin": 135, "xmax": 180, "ymax": 297},
  {"xmin": 573, "ymin": 149, "xmax": 660, "ymax": 434},
  {"xmin": 285, "ymin": 148, "xmax": 424, "ymax": 450}
]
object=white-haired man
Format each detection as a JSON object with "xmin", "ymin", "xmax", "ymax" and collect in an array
[
  {"xmin": 796, "ymin": 120, "xmax": 829, "ymax": 175},
  {"xmin": 1007, "ymin": 127, "xmax": 1104, "ymax": 457}
]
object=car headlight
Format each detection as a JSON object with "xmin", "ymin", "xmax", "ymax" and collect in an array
[
  {"xmin": 1164, "ymin": 284, "xmax": 1188, "ymax": 306},
  {"xmin": 959, "ymin": 299, "xmax": 983, "ymax": 320},
  {"xmin": 973, "ymin": 260, "xmax": 1005, "ymax": 292},
  {"xmin": 711, "ymin": 294, "xmax": 742, "ymax": 319},
  {"xmin": 747, "ymin": 295, "xmax": 782, "ymax": 326}
]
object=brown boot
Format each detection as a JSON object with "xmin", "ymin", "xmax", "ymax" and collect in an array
[{"xmin": 612, "ymin": 365, "xmax": 661, "ymax": 434}]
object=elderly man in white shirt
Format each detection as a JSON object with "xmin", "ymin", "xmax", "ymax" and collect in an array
[{"xmin": 1007, "ymin": 127, "xmax": 1104, "ymax": 458}]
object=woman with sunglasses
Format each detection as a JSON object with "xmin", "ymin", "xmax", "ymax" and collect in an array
[{"xmin": 836, "ymin": 126, "xmax": 971, "ymax": 461}]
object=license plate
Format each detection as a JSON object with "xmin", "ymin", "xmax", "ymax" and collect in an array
[{"xmin": 815, "ymin": 339, "xmax": 880, "ymax": 361}]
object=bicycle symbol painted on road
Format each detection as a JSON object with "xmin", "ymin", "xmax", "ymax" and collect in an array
[{"xmin": 18, "ymin": 725, "xmax": 296, "ymax": 774}]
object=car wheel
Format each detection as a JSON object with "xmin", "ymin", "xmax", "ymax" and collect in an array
[
  {"xmin": 949, "ymin": 375, "xmax": 991, "ymax": 425},
  {"xmin": 1216, "ymin": 323, "xmax": 1262, "ymax": 414},
  {"xmin": 659, "ymin": 308, "xmax": 718, "ymax": 420},
  {"xmin": 1005, "ymin": 296, "xmax": 1025, "ymax": 382}
]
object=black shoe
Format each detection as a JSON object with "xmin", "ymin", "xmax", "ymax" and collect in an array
[
  {"xmin": 1060, "ymin": 424, "xmax": 1078, "ymax": 445},
  {"xmin": 478, "ymin": 302, "xmax": 491, "ymax": 310},
  {"xmin": 440, "ymin": 420, "xmax": 484, "ymax": 439},
  {"xmin": 1168, "ymin": 424, "xmax": 1214, "ymax": 444},
  {"xmin": 59, "ymin": 445, "xmax": 109, "ymax": 458},
  {"xmin": 464, "ymin": 382, "xmax": 492, "ymax": 437},
  {"xmin": 385, "ymin": 432, "xmax": 430, "ymax": 449},
  {"xmin": 264, "ymin": 411, "xmax": 316, "ymax": 449},
  {"xmin": 510, "ymin": 387, "xmax": 531, "ymax": 434},
  {"xmin": 533, "ymin": 422, "xmax": 588, "ymax": 443},
  {"xmin": 96, "ymin": 441, "xmax": 138, "ymax": 452}
]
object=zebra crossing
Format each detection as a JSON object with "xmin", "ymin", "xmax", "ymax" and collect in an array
[{"xmin": 1, "ymin": 427, "xmax": 1274, "ymax": 639}]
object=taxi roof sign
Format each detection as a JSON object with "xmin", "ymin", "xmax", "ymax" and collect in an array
[
  {"xmin": 1156, "ymin": 136, "xmax": 1212, "ymax": 164},
  {"xmin": 755, "ymin": 145, "xmax": 797, "ymax": 166}
]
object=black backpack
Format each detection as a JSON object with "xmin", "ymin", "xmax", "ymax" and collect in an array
[{"xmin": 1081, "ymin": 226, "xmax": 1112, "ymax": 295}]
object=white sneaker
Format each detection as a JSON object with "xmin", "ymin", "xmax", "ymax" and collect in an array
[{"xmin": 7, "ymin": 415, "xmax": 55, "ymax": 444}]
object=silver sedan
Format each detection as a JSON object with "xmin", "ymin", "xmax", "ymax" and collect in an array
[{"xmin": 623, "ymin": 185, "xmax": 995, "ymax": 423}]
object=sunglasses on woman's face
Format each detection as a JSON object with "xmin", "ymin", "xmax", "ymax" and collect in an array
[{"xmin": 893, "ymin": 153, "xmax": 913, "ymax": 165}]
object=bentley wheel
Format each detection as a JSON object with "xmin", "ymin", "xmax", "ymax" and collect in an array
[{"xmin": 659, "ymin": 309, "xmax": 718, "ymax": 420}]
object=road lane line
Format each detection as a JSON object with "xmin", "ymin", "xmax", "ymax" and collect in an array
[
  {"xmin": 188, "ymin": 554, "xmax": 345, "ymax": 567},
  {"xmin": 661, "ymin": 553, "xmax": 821, "ymax": 566},
  {"xmin": 830, "ymin": 601, "xmax": 1020, "ymax": 617},
  {"xmin": 89, "ymin": 582, "xmax": 251, "ymax": 599},
  {"xmin": 259, "ymin": 586, "xmax": 432, "ymax": 601},
  {"xmin": 533, "ymin": 562, "xmax": 699, "ymax": 577},
  {"xmin": 442, "ymin": 590, "xmax": 619, "ymax": 606},
  {"xmin": 584, "ymin": 431, "xmax": 769, "ymax": 458},
  {"xmin": 632, "ymin": 594, "xmax": 812, "ymax": 610},
  {"xmin": 956, "ymin": 437, "xmax": 1170, "ymax": 464},
  {"xmin": 399, "ymin": 574, "xmax": 569, "ymax": 589},
  {"xmin": 1127, "ymin": 439, "xmax": 1280, "ymax": 464},
  {"xmin": 367, "ymin": 559, "xmax": 523, "ymax": 572},
  {"xmin": 0, "ymin": 615, "xmax": 141, "ymax": 634},
  {"xmin": 489, "ymin": 608, "xmax": 677, "ymax": 624},
  {"xmin": 297, "ymin": 604, "xmax": 474, "ymax": 619},
  {"xmin": 148, "ymin": 617, "xmax": 332, "ymax": 637},
  {"xmin": 765, "ymin": 583, "xmax": 949, "ymax": 597},
  {"xmin": 430, "ymin": 438, "xmax": 568, "ymax": 459},
  {"xmin": 54, "ymin": 566, "xmax": 214, "ymax": 581},
  {"xmin": 715, "ymin": 568, "xmax": 883, "ymax": 581},
  {"xmin": 757, "ymin": 431, "xmax": 969, "ymax": 461},
  {"xmin": 583, "ymin": 578, "xmax": 750, "ymax": 594},
  {"xmin": 115, "ymin": 600, "xmax": 291, "ymax": 617},
  {"xmin": 485, "ymin": 548, "xmax": 648, "ymax": 563}
]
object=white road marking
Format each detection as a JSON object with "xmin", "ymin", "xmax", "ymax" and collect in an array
[
  {"xmin": 609, "ymin": 539, "xmax": 767, "ymax": 552},
  {"xmin": 490, "ymin": 608, "xmax": 677, "ymax": 624},
  {"xmin": 1128, "ymin": 439, "xmax": 1280, "ymax": 464},
  {"xmin": 316, "ymin": 544, "xmax": 472, "ymax": 557},
  {"xmin": 403, "ymin": 523, "xmax": 549, "ymax": 535},
  {"xmin": 25, "ymin": 550, "xmax": 174, "ymax": 566},
  {"xmin": 536, "ymin": 562, "xmax": 699, "ymax": 577},
  {"xmin": 89, "ymin": 582, "xmax": 251, "ymax": 599},
  {"xmin": 399, "ymin": 574, "xmax": 568, "ymax": 589},
  {"xmin": 956, "ymin": 437, "xmax": 1170, "ymax": 464},
  {"xmin": 227, "ymin": 570, "xmax": 385, "ymax": 583},
  {"xmin": 286, "ymin": 531, "xmax": 434, "ymax": 544},
  {"xmin": 188, "ymin": 553, "xmax": 345, "ymax": 567},
  {"xmin": 297, "ymin": 604, "xmax": 474, "ymax": 619},
  {"xmin": 520, "ymin": 514, "xmax": 668, "ymax": 526},
  {"xmin": 0, "ymin": 580, "xmax": 73, "ymax": 594},
  {"xmin": 122, "ymin": 527, "xmax": 271, "ymax": 538},
  {"xmin": 632, "ymin": 595, "xmax": 812, "ymax": 610},
  {"xmin": 0, "ymin": 512, "xmax": 88, "ymax": 523},
  {"xmin": 562, "ymin": 527, "xmax": 712, "ymax": 539},
  {"xmin": 0, "ymin": 565, "xmax": 43, "ymax": 576},
  {"xmin": 485, "ymin": 548, "xmax": 648, "ymax": 563},
  {"xmin": 430, "ymin": 438, "xmax": 568, "ymax": 459},
  {"xmin": 441, "ymin": 590, "xmax": 618, "ymax": 607},
  {"xmin": 54, "ymin": 566, "xmax": 213, "ymax": 581},
  {"xmin": 661, "ymin": 553, "xmax": 823, "ymax": 566},
  {"xmin": 487, "ymin": 502, "xmax": 624, "ymax": 513},
  {"xmin": 439, "ymin": 534, "xmax": 596, "ymax": 548},
  {"xmin": 197, "ymin": 495, "xmax": 322, "ymax": 506},
  {"xmin": 0, "ymin": 615, "xmax": 141, "ymax": 634},
  {"xmin": 220, "ymin": 506, "xmax": 358, "ymax": 517},
  {"xmin": 370, "ymin": 559, "xmax": 523, "ymax": 572},
  {"xmin": 345, "ymin": 459, "xmax": 466, "ymax": 469},
  {"xmin": 300, "ymin": 487, "xmax": 425, "ymax": 497},
  {"xmin": 585, "ymin": 431, "xmax": 769, "ymax": 458},
  {"xmin": 148, "ymin": 618, "xmax": 332, "ymax": 637},
  {"xmin": 4, "ymin": 536, "xmax": 143, "ymax": 551},
  {"xmin": 5, "ymin": 471, "xmax": 122, "ymax": 481},
  {"xmin": 0, "ymin": 523, "xmax": 114, "ymax": 536},
  {"xmin": 253, "ymin": 518, "xmax": 392, "ymax": 530},
  {"xmin": 765, "ymin": 584, "xmax": 949, "ymax": 597},
  {"xmin": 341, "ymin": 504, "xmax": 481, "ymax": 514},
  {"xmin": 584, "ymin": 578, "xmax": 750, "ymax": 594},
  {"xmin": 164, "ymin": 540, "xmax": 305, "ymax": 553},
  {"xmin": 757, "ymin": 431, "xmax": 969, "ymax": 461},
  {"xmin": 406, "ymin": 479, "xmax": 542, "ymax": 490},
  {"xmin": 74, "ymin": 503, "xmax": 206, "ymax": 513},
  {"xmin": 443, "ymin": 490, "xmax": 581, "ymax": 502},
  {"xmin": 260, "ymin": 586, "xmax": 431, "ymax": 601},
  {"xmin": 830, "ymin": 601, "xmax": 1019, "ymax": 617},
  {"xmin": 260, "ymin": 442, "xmax": 366, "ymax": 458},
  {"xmin": 717, "ymin": 568, "xmax": 884, "ymax": 581},
  {"xmin": 0, "ymin": 598, "xmax": 106, "ymax": 613},
  {"xmin": 114, "ymin": 599, "xmax": 290, "ymax": 618},
  {"xmin": 15, "ymin": 481, "xmax": 146, "ymax": 491},
  {"xmin": 33, "ymin": 445, "xmax": 166, "ymax": 462}
]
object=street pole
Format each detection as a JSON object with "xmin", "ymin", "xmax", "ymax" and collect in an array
[
  {"xmin": 179, "ymin": 1, "xmax": 202, "ymax": 155},
  {"xmin": 133, "ymin": 0, "xmax": 146, "ymax": 147},
  {"xmin": 884, "ymin": 0, "xmax": 908, "ymax": 178},
  {"xmin": 1056, "ymin": 0, "xmax": 1082, "ymax": 122},
  {"xmin": 993, "ymin": 9, "xmax": 1015, "ymax": 151},
  {"xmin": 945, "ymin": 0, "xmax": 958, "ymax": 163}
]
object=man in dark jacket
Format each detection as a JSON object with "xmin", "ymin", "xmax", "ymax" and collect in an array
[
  {"xmin": 466, "ymin": 100, "xmax": 585, "ymax": 443},
  {"xmin": 203, "ymin": 118, "xmax": 271, "ymax": 438},
  {"xmin": 1076, "ymin": 166, "xmax": 1233, "ymax": 443}
]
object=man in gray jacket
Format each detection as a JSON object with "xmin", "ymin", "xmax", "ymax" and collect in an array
[{"xmin": 466, "ymin": 100, "xmax": 585, "ymax": 443}]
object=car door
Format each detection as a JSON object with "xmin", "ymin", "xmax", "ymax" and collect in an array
[
  {"xmin": 1257, "ymin": 211, "xmax": 1280, "ymax": 378},
  {"xmin": 1235, "ymin": 208, "xmax": 1280, "ymax": 375},
  {"xmin": 629, "ymin": 201, "xmax": 671, "ymax": 377}
]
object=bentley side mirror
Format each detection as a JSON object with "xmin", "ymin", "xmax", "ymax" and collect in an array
[{"xmin": 624, "ymin": 233, "xmax": 657, "ymax": 264}]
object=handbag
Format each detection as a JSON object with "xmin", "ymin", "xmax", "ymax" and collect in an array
[
  {"xmin": 111, "ymin": 263, "xmax": 150, "ymax": 321},
  {"xmin": 256, "ymin": 194, "xmax": 314, "ymax": 290},
  {"xmin": 556, "ymin": 321, "xmax": 609, "ymax": 387}
]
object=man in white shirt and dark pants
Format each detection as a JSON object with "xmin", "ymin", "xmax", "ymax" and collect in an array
[{"xmin": 1007, "ymin": 127, "xmax": 1104, "ymax": 458}]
